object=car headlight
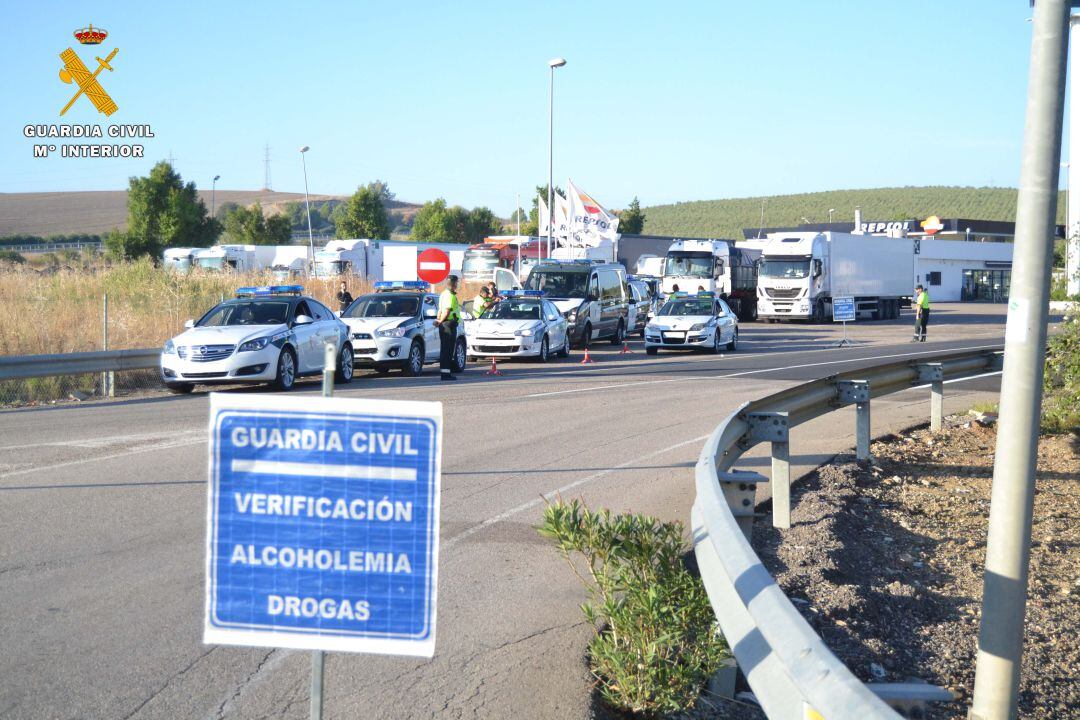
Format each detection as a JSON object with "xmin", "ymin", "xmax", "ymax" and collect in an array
[
  {"xmin": 376, "ymin": 325, "xmax": 409, "ymax": 338},
  {"xmin": 238, "ymin": 336, "xmax": 272, "ymax": 352},
  {"xmin": 690, "ymin": 323, "xmax": 707, "ymax": 331},
  {"xmin": 515, "ymin": 326, "xmax": 537, "ymax": 337},
  {"xmin": 163, "ymin": 339, "xmax": 176, "ymax": 355},
  {"xmin": 565, "ymin": 309, "xmax": 577, "ymax": 323}
]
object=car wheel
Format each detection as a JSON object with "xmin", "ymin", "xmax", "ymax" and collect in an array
[
  {"xmin": 726, "ymin": 328, "xmax": 738, "ymax": 352},
  {"xmin": 579, "ymin": 323, "xmax": 592, "ymax": 349},
  {"xmin": 165, "ymin": 382, "xmax": 194, "ymax": 394},
  {"xmin": 402, "ymin": 341, "xmax": 424, "ymax": 377},
  {"xmin": 645, "ymin": 346, "xmax": 658, "ymax": 355},
  {"xmin": 609, "ymin": 320, "xmax": 625, "ymax": 345},
  {"xmin": 538, "ymin": 335, "xmax": 550, "ymax": 363},
  {"xmin": 272, "ymin": 348, "xmax": 297, "ymax": 391},
  {"xmin": 557, "ymin": 334, "xmax": 570, "ymax": 357},
  {"xmin": 712, "ymin": 329, "xmax": 722, "ymax": 354},
  {"xmin": 336, "ymin": 343, "xmax": 354, "ymax": 384},
  {"xmin": 452, "ymin": 339, "xmax": 467, "ymax": 373}
]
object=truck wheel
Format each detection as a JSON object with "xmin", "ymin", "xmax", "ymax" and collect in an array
[
  {"xmin": 402, "ymin": 341, "xmax": 424, "ymax": 376},
  {"xmin": 272, "ymin": 348, "xmax": 297, "ymax": 391},
  {"xmin": 336, "ymin": 343, "xmax": 354, "ymax": 384},
  {"xmin": 813, "ymin": 300, "xmax": 825, "ymax": 323}
]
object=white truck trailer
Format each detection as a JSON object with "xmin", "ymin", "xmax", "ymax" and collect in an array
[
  {"xmin": 756, "ymin": 231, "xmax": 913, "ymax": 321},
  {"xmin": 192, "ymin": 244, "xmax": 276, "ymax": 272},
  {"xmin": 313, "ymin": 239, "xmax": 466, "ymax": 282},
  {"xmin": 162, "ymin": 247, "xmax": 199, "ymax": 271},
  {"xmin": 660, "ymin": 238, "xmax": 760, "ymax": 320}
]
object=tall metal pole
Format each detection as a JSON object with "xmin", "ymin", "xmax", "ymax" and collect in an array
[
  {"xmin": 1069, "ymin": 17, "xmax": 1080, "ymax": 297},
  {"xmin": 969, "ymin": 2, "xmax": 1068, "ymax": 718},
  {"xmin": 300, "ymin": 147, "xmax": 315, "ymax": 262},
  {"xmin": 212, "ymin": 175, "xmax": 220, "ymax": 219},
  {"xmin": 547, "ymin": 65, "xmax": 554, "ymax": 262},
  {"xmin": 309, "ymin": 341, "xmax": 336, "ymax": 720}
]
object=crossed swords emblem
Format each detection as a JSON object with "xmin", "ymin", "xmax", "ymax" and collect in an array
[{"xmin": 58, "ymin": 46, "xmax": 119, "ymax": 116}]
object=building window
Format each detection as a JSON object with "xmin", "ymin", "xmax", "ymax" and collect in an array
[{"xmin": 928, "ymin": 271, "xmax": 941, "ymax": 286}]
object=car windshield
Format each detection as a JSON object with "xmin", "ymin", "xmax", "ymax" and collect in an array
[
  {"xmin": 199, "ymin": 300, "xmax": 291, "ymax": 327},
  {"xmin": 344, "ymin": 295, "xmax": 420, "ymax": 318},
  {"xmin": 483, "ymin": 299, "xmax": 542, "ymax": 320},
  {"xmin": 664, "ymin": 252, "xmax": 713, "ymax": 278},
  {"xmin": 659, "ymin": 298, "xmax": 714, "ymax": 316},
  {"xmin": 760, "ymin": 259, "xmax": 810, "ymax": 278},
  {"xmin": 524, "ymin": 270, "xmax": 588, "ymax": 298}
]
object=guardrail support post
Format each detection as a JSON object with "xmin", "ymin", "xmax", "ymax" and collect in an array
[
  {"xmin": 916, "ymin": 363, "xmax": 944, "ymax": 433},
  {"xmin": 102, "ymin": 292, "xmax": 114, "ymax": 398},
  {"xmin": 747, "ymin": 412, "xmax": 791, "ymax": 529},
  {"xmin": 837, "ymin": 380, "xmax": 872, "ymax": 461},
  {"xmin": 716, "ymin": 469, "xmax": 768, "ymax": 541}
]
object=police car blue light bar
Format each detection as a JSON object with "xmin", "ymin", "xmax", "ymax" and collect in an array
[
  {"xmin": 502, "ymin": 289, "xmax": 545, "ymax": 297},
  {"xmin": 235, "ymin": 285, "xmax": 304, "ymax": 297},
  {"xmin": 694, "ymin": 291, "xmax": 716, "ymax": 298},
  {"xmin": 374, "ymin": 280, "xmax": 430, "ymax": 292}
]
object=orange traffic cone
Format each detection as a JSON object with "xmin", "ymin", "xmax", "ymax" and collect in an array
[
  {"xmin": 620, "ymin": 341, "xmax": 634, "ymax": 354},
  {"xmin": 580, "ymin": 346, "xmax": 595, "ymax": 364},
  {"xmin": 485, "ymin": 357, "xmax": 503, "ymax": 376}
]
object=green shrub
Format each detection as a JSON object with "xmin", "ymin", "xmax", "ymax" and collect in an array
[
  {"xmin": 0, "ymin": 249, "xmax": 26, "ymax": 264},
  {"xmin": 1043, "ymin": 310, "xmax": 1080, "ymax": 433},
  {"xmin": 538, "ymin": 499, "xmax": 729, "ymax": 716}
]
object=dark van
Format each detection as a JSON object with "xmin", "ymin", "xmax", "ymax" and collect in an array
[{"xmin": 523, "ymin": 260, "xmax": 629, "ymax": 347}]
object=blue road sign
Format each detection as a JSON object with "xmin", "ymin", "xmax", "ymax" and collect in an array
[
  {"xmin": 832, "ymin": 296, "xmax": 856, "ymax": 323},
  {"xmin": 204, "ymin": 394, "xmax": 442, "ymax": 657}
]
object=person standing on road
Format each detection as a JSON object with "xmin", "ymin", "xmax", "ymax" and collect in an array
[
  {"xmin": 436, "ymin": 275, "xmax": 462, "ymax": 381},
  {"xmin": 336, "ymin": 281, "xmax": 354, "ymax": 314},
  {"xmin": 912, "ymin": 284, "xmax": 930, "ymax": 342}
]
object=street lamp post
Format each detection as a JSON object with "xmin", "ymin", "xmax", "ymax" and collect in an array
[
  {"xmin": 547, "ymin": 57, "xmax": 567, "ymax": 260},
  {"xmin": 211, "ymin": 175, "xmax": 220, "ymax": 219},
  {"xmin": 299, "ymin": 146, "xmax": 314, "ymax": 266}
]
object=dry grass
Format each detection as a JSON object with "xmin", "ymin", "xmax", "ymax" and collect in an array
[{"xmin": 0, "ymin": 258, "xmax": 376, "ymax": 356}]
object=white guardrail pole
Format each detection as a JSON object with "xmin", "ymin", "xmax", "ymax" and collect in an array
[{"xmin": 692, "ymin": 349, "xmax": 1002, "ymax": 719}]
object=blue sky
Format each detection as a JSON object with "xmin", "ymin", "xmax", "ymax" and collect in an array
[{"xmin": 0, "ymin": 1, "xmax": 1056, "ymax": 214}]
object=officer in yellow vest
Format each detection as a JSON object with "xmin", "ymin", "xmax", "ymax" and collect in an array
[
  {"xmin": 912, "ymin": 284, "xmax": 930, "ymax": 342},
  {"xmin": 472, "ymin": 286, "xmax": 492, "ymax": 318},
  {"xmin": 436, "ymin": 275, "xmax": 462, "ymax": 380}
]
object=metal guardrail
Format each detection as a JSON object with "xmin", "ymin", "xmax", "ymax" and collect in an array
[
  {"xmin": 1, "ymin": 241, "xmax": 103, "ymax": 254},
  {"xmin": 0, "ymin": 348, "xmax": 159, "ymax": 380},
  {"xmin": 692, "ymin": 348, "xmax": 1004, "ymax": 719}
]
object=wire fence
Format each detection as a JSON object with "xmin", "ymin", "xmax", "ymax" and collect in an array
[{"xmin": 0, "ymin": 368, "xmax": 162, "ymax": 406}]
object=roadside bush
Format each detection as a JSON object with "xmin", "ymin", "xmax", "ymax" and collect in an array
[
  {"xmin": 1043, "ymin": 308, "xmax": 1080, "ymax": 434},
  {"xmin": 0, "ymin": 249, "xmax": 26, "ymax": 264},
  {"xmin": 538, "ymin": 499, "xmax": 729, "ymax": 716}
]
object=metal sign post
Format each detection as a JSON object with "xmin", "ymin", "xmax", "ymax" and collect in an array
[
  {"xmin": 832, "ymin": 296, "xmax": 855, "ymax": 348},
  {"xmin": 204, "ymin": 347, "xmax": 443, "ymax": 719}
]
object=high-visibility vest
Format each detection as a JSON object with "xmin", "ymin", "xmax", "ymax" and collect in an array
[
  {"xmin": 473, "ymin": 295, "xmax": 489, "ymax": 316},
  {"xmin": 439, "ymin": 289, "xmax": 461, "ymax": 321},
  {"xmin": 918, "ymin": 291, "xmax": 930, "ymax": 309}
]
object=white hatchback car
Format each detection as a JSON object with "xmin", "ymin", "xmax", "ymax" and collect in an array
[
  {"xmin": 160, "ymin": 285, "xmax": 353, "ymax": 393},
  {"xmin": 466, "ymin": 291, "xmax": 570, "ymax": 362},
  {"xmin": 644, "ymin": 292, "xmax": 739, "ymax": 355}
]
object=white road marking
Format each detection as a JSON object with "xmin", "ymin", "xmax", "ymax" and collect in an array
[
  {"xmin": 0, "ymin": 436, "xmax": 205, "ymax": 479},
  {"xmin": 443, "ymin": 432, "xmax": 711, "ymax": 549},
  {"xmin": 0, "ymin": 429, "xmax": 203, "ymax": 452},
  {"xmin": 231, "ymin": 459, "xmax": 416, "ymax": 482},
  {"xmin": 911, "ymin": 370, "xmax": 1003, "ymax": 390},
  {"xmin": 522, "ymin": 344, "xmax": 1002, "ymax": 399}
]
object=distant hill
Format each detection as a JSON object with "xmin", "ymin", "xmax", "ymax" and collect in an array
[
  {"xmin": 0, "ymin": 190, "xmax": 422, "ymax": 238},
  {"xmin": 641, "ymin": 186, "xmax": 1066, "ymax": 239}
]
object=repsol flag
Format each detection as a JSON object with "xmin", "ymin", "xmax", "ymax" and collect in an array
[
  {"xmin": 566, "ymin": 179, "xmax": 619, "ymax": 247},
  {"xmin": 538, "ymin": 192, "xmax": 571, "ymax": 239}
]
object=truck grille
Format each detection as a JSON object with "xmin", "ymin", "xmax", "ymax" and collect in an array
[
  {"xmin": 765, "ymin": 288, "xmax": 801, "ymax": 299},
  {"xmin": 178, "ymin": 344, "xmax": 234, "ymax": 362}
]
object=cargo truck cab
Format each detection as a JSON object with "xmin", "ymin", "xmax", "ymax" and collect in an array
[{"xmin": 660, "ymin": 238, "xmax": 758, "ymax": 320}]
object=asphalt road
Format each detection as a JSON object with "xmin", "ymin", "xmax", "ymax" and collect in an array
[{"xmin": 0, "ymin": 304, "xmax": 1009, "ymax": 720}]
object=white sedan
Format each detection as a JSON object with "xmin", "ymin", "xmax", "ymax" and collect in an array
[
  {"xmin": 465, "ymin": 291, "xmax": 570, "ymax": 363},
  {"xmin": 644, "ymin": 293, "xmax": 739, "ymax": 355},
  {"xmin": 160, "ymin": 285, "xmax": 353, "ymax": 393}
]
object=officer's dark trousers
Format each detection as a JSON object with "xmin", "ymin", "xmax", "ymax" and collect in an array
[
  {"xmin": 915, "ymin": 310, "xmax": 929, "ymax": 341},
  {"xmin": 439, "ymin": 321, "xmax": 457, "ymax": 375}
]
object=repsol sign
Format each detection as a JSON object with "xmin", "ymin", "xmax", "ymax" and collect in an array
[
  {"xmin": 857, "ymin": 220, "xmax": 913, "ymax": 234},
  {"xmin": 571, "ymin": 214, "xmax": 615, "ymax": 232}
]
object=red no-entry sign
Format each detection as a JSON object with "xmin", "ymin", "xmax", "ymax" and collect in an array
[{"xmin": 417, "ymin": 248, "xmax": 451, "ymax": 284}]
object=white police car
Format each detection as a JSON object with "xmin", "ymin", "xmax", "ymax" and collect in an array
[
  {"xmin": 644, "ymin": 292, "xmax": 738, "ymax": 355},
  {"xmin": 160, "ymin": 285, "xmax": 353, "ymax": 393},
  {"xmin": 465, "ymin": 290, "xmax": 570, "ymax": 362},
  {"xmin": 340, "ymin": 281, "xmax": 466, "ymax": 376}
]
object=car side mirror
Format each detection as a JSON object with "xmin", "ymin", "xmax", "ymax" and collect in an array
[
  {"xmin": 294, "ymin": 314, "xmax": 314, "ymax": 325},
  {"xmin": 423, "ymin": 307, "xmax": 437, "ymax": 319},
  {"xmin": 184, "ymin": 319, "xmax": 195, "ymax": 329}
]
